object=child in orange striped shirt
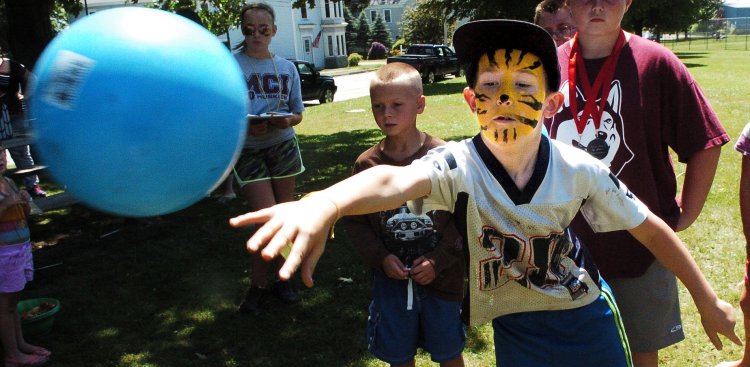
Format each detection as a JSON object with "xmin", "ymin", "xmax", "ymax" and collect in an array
[{"xmin": 0, "ymin": 148, "xmax": 50, "ymax": 367}]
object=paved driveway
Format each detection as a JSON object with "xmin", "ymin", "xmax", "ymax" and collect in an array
[{"xmin": 332, "ymin": 71, "xmax": 375, "ymax": 102}]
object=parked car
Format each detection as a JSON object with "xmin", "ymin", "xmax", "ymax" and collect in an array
[
  {"xmin": 386, "ymin": 44, "xmax": 462, "ymax": 84},
  {"xmin": 291, "ymin": 60, "xmax": 337, "ymax": 104}
]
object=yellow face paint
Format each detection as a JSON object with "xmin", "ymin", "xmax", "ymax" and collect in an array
[{"xmin": 473, "ymin": 49, "xmax": 546, "ymax": 144}]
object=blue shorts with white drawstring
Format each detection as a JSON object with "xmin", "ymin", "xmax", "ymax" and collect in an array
[{"xmin": 366, "ymin": 271, "xmax": 465, "ymax": 365}]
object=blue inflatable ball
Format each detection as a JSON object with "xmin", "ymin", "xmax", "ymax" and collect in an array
[{"xmin": 30, "ymin": 7, "xmax": 248, "ymax": 217}]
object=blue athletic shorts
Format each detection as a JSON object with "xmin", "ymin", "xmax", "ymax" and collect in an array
[
  {"xmin": 233, "ymin": 137, "xmax": 304, "ymax": 186},
  {"xmin": 367, "ymin": 272, "xmax": 465, "ymax": 365},
  {"xmin": 491, "ymin": 279, "xmax": 632, "ymax": 367}
]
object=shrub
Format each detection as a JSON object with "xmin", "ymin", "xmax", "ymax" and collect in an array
[
  {"xmin": 367, "ymin": 42, "xmax": 388, "ymax": 60},
  {"xmin": 391, "ymin": 38, "xmax": 405, "ymax": 51},
  {"xmin": 348, "ymin": 53, "xmax": 363, "ymax": 66}
]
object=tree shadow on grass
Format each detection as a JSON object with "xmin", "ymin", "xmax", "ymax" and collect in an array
[
  {"xmin": 424, "ymin": 77, "xmax": 468, "ymax": 98},
  {"xmin": 23, "ymin": 128, "xmax": 493, "ymax": 366},
  {"xmin": 674, "ymin": 51, "xmax": 708, "ymax": 60},
  {"xmin": 25, "ymin": 198, "xmax": 376, "ymax": 366},
  {"xmin": 674, "ymin": 52, "xmax": 708, "ymax": 68},
  {"xmin": 297, "ymin": 129, "xmax": 383, "ymax": 191},
  {"xmin": 18, "ymin": 129, "xmax": 385, "ymax": 366}
]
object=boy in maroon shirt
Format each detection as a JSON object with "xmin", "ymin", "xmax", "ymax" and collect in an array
[{"xmin": 545, "ymin": 1, "xmax": 729, "ymax": 365}]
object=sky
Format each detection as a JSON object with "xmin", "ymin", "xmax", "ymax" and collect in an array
[{"xmin": 725, "ymin": 0, "xmax": 750, "ymax": 8}]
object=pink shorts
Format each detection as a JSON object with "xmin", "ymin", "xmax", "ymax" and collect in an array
[{"xmin": 0, "ymin": 242, "xmax": 34, "ymax": 293}]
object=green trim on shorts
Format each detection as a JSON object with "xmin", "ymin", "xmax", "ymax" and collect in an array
[
  {"xmin": 601, "ymin": 286, "xmax": 633, "ymax": 367},
  {"xmin": 233, "ymin": 137, "xmax": 305, "ymax": 187}
]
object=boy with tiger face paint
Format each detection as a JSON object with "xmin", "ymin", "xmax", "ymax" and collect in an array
[
  {"xmin": 467, "ymin": 49, "xmax": 547, "ymax": 145},
  {"xmin": 230, "ymin": 19, "xmax": 740, "ymax": 367}
]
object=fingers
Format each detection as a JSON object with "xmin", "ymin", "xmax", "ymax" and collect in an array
[
  {"xmin": 262, "ymin": 229, "xmax": 297, "ymax": 261},
  {"xmin": 724, "ymin": 328, "xmax": 743, "ymax": 347},
  {"xmin": 279, "ymin": 232, "xmax": 325, "ymax": 288},
  {"xmin": 707, "ymin": 332, "xmax": 723, "ymax": 350},
  {"xmin": 299, "ymin": 239, "xmax": 326, "ymax": 288},
  {"xmin": 411, "ymin": 256, "xmax": 426, "ymax": 269},
  {"xmin": 229, "ymin": 209, "xmax": 272, "ymax": 228},
  {"xmin": 277, "ymin": 241, "xmax": 304, "ymax": 282}
]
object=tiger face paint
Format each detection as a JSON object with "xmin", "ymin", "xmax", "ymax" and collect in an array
[{"xmin": 469, "ymin": 49, "xmax": 547, "ymax": 144}]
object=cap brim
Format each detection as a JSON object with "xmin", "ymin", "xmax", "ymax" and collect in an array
[{"xmin": 453, "ymin": 19, "xmax": 560, "ymax": 91}]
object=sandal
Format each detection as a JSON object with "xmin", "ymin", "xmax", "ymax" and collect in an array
[{"xmin": 5, "ymin": 353, "xmax": 49, "ymax": 367}]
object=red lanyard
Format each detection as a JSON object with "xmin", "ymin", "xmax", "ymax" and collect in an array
[{"xmin": 568, "ymin": 30, "xmax": 626, "ymax": 135}]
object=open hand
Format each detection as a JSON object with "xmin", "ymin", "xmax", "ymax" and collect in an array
[{"xmin": 229, "ymin": 195, "xmax": 338, "ymax": 288}]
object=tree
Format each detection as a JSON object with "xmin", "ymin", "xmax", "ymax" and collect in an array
[
  {"xmin": 412, "ymin": 0, "xmax": 720, "ymax": 39},
  {"xmin": 622, "ymin": 0, "xmax": 723, "ymax": 39},
  {"xmin": 370, "ymin": 13, "xmax": 392, "ymax": 48},
  {"xmin": 344, "ymin": 0, "xmax": 368, "ymax": 16},
  {"xmin": 145, "ymin": 0, "xmax": 244, "ymax": 47},
  {"xmin": 401, "ymin": 3, "xmax": 454, "ymax": 45},
  {"xmin": 354, "ymin": 11, "xmax": 371, "ymax": 55},
  {"xmin": 3, "ymin": 0, "xmax": 60, "ymax": 68},
  {"xmin": 0, "ymin": 0, "xmax": 243, "ymax": 67},
  {"xmin": 344, "ymin": 7, "xmax": 357, "ymax": 55},
  {"xmin": 419, "ymin": 0, "xmax": 538, "ymax": 23}
]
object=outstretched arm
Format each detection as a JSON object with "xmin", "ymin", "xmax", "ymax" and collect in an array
[
  {"xmin": 229, "ymin": 164, "xmax": 432, "ymax": 287},
  {"xmin": 628, "ymin": 214, "xmax": 742, "ymax": 350}
]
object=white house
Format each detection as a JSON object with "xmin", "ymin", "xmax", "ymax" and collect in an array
[
  {"xmin": 74, "ymin": 0, "xmax": 141, "ymax": 15},
  {"xmin": 363, "ymin": 0, "xmax": 417, "ymax": 41},
  {"xmin": 223, "ymin": 0, "xmax": 348, "ymax": 68},
  {"xmin": 73, "ymin": 0, "xmax": 348, "ymax": 69}
]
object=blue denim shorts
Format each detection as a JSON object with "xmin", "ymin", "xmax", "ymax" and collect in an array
[
  {"xmin": 491, "ymin": 279, "xmax": 632, "ymax": 367},
  {"xmin": 367, "ymin": 272, "xmax": 465, "ymax": 365}
]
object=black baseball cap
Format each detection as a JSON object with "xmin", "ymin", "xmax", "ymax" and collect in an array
[{"xmin": 453, "ymin": 19, "xmax": 560, "ymax": 92}]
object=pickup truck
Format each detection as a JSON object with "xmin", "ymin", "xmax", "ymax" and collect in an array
[{"xmin": 386, "ymin": 44, "xmax": 462, "ymax": 84}]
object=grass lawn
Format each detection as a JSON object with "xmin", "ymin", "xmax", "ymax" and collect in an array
[{"xmin": 15, "ymin": 46, "xmax": 750, "ymax": 367}]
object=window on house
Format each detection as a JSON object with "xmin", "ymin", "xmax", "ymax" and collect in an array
[
  {"xmin": 384, "ymin": 9, "xmax": 391, "ymax": 23},
  {"xmin": 304, "ymin": 39, "xmax": 311, "ymax": 53},
  {"xmin": 327, "ymin": 35, "xmax": 334, "ymax": 56},
  {"xmin": 370, "ymin": 10, "xmax": 377, "ymax": 22},
  {"xmin": 334, "ymin": 1, "xmax": 342, "ymax": 17},
  {"xmin": 325, "ymin": 0, "xmax": 331, "ymax": 18},
  {"xmin": 341, "ymin": 35, "xmax": 346, "ymax": 55},
  {"xmin": 301, "ymin": 6, "xmax": 307, "ymax": 19}
]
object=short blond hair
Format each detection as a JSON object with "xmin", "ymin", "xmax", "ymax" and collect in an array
[{"xmin": 370, "ymin": 62, "xmax": 423, "ymax": 96}]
